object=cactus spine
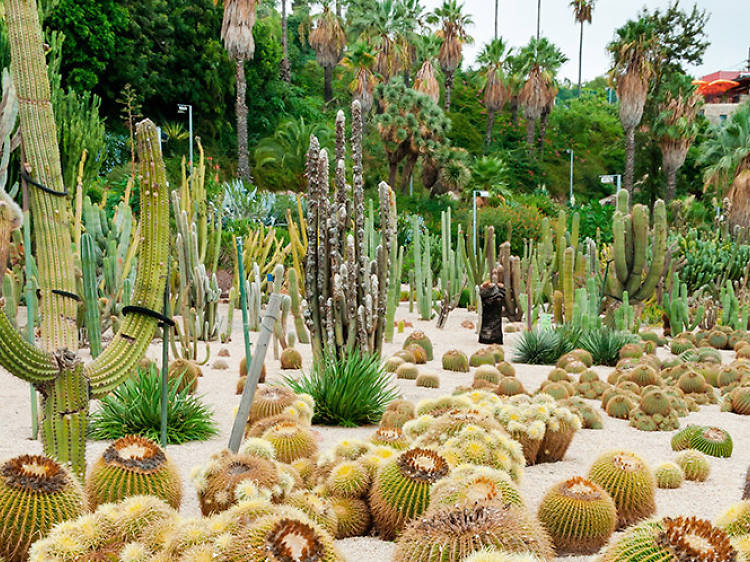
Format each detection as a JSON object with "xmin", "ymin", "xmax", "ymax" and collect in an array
[{"xmin": 304, "ymin": 101, "xmax": 393, "ymax": 359}]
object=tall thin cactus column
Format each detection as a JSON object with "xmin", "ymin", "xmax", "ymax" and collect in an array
[{"xmin": 304, "ymin": 101, "xmax": 393, "ymax": 360}]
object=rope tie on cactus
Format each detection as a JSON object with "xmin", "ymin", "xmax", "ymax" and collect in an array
[
  {"xmin": 20, "ymin": 169, "xmax": 68, "ymax": 197},
  {"xmin": 121, "ymin": 305, "xmax": 175, "ymax": 327},
  {"xmin": 51, "ymin": 289, "xmax": 82, "ymax": 302}
]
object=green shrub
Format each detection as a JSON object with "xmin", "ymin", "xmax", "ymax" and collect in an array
[
  {"xmin": 513, "ymin": 329, "xmax": 576, "ymax": 365},
  {"xmin": 573, "ymin": 200, "xmax": 615, "ymax": 244},
  {"xmin": 89, "ymin": 365, "xmax": 218, "ymax": 444},
  {"xmin": 283, "ymin": 350, "xmax": 400, "ymax": 427},
  {"xmin": 460, "ymin": 203, "xmax": 545, "ymax": 256},
  {"xmin": 580, "ymin": 327, "xmax": 639, "ymax": 367}
]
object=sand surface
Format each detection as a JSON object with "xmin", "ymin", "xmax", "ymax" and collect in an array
[{"xmin": 2, "ymin": 302, "xmax": 748, "ymax": 560}]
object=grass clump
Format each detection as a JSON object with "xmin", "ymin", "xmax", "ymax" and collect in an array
[
  {"xmin": 89, "ymin": 365, "xmax": 218, "ymax": 444},
  {"xmin": 513, "ymin": 328, "xmax": 576, "ymax": 365},
  {"xmin": 284, "ymin": 350, "xmax": 399, "ymax": 427},
  {"xmin": 580, "ymin": 327, "xmax": 639, "ymax": 367}
]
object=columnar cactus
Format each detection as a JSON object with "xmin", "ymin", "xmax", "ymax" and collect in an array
[
  {"xmin": 607, "ymin": 190, "xmax": 668, "ymax": 302},
  {"xmin": 0, "ymin": 2, "xmax": 169, "ymax": 479},
  {"xmin": 412, "ymin": 215, "xmax": 433, "ymax": 320},
  {"xmin": 304, "ymin": 101, "xmax": 393, "ymax": 359}
]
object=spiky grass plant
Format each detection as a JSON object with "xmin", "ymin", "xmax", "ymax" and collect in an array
[
  {"xmin": 0, "ymin": 455, "xmax": 85, "ymax": 561},
  {"xmin": 580, "ymin": 327, "xmax": 640, "ymax": 367},
  {"xmin": 285, "ymin": 349, "xmax": 399, "ymax": 427},
  {"xmin": 600, "ymin": 516, "xmax": 738, "ymax": 561},
  {"xmin": 537, "ymin": 476, "xmax": 617, "ymax": 554},
  {"xmin": 513, "ymin": 329, "xmax": 575, "ymax": 365},
  {"xmin": 393, "ymin": 502, "xmax": 555, "ymax": 561},
  {"xmin": 88, "ymin": 366, "xmax": 217, "ymax": 444},
  {"xmin": 86, "ymin": 435, "xmax": 182, "ymax": 509}
]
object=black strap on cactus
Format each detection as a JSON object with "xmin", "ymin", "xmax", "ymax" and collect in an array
[
  {"xmin": 51, "ymin": 289, "xmax": 82, "ymax": 302},
  {"xmin": 20, "ymin": 170, "xmax": 68, "ymax": 196},
  {"xmin": 122, "ymin": 305, "xmax": 175, "ymax": 327}
]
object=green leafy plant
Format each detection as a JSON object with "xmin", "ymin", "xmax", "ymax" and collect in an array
[
  {"xmin": 580, "ymin": 327, "xmax": 639, "ymax": 366},
  {"xmin": 513, "ymin": 328, "xmax": 576, "ymax": 365},
  {"xmin": 283, "ymin": 350, "xmax": 399, "ymax": 427},
  {"xmin": 88, "ymin": 366, "xmax": 218, "ymax": 444}
]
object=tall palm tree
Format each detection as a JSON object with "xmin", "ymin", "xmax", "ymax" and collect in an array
[
  {"xmin": 412, "ymin": 34, "xmax": 442, "ymax": 104},
  {"xmin": 570, "ymin": 0, "xmax": 594, "ymax": 97},
  {"xmin": 504, "ymin": 53, "xmax": 526, "ymax": 127},
  {"xmin": 653, "ymin": 73, "xmax": 702, "ymax": 203},
  {"xmin": 280, "ymin": 0, "xmax": 290, "ymax": 82},
  {"xmin": 348, "ymin": 0, "xmax": 406, "ymax": 81},
  {"xmin": 307, "ymin": 2, "xmax": 347, "ymax": 102},
  {"xmin": 218, "ymin": 0, "xmax": 257, "ymax": 181},
  {"xmin": 427, "ymin": 0, "xmax": 473, "ymax": 112},
  {"xmin": 517, "ymin": 37, "xmax": 567, "ymax": 152},
  {"xmin": 340, "ymin": 41, "xmax": 379, "ymax": 115},
  {"xmin": 699, "ymin": 102, "xmax": 750, "ymax": 228},
  {"xmin": 608, "ymin": 18, "xmax": 657, "ymax": 195},
  {"xmin": 477, "ymin": 38, "xmax": 510, "ymax": 146}
]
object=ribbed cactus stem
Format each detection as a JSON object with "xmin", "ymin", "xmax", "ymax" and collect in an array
[
  {"xmin": 563, "ymin": 246, "xmax": 575, "ymax": 324},
  {"xmin": 81, "ymin": 233, "xmax": 101, "ymax": 357},
  {"xmin": 288, "ymin": 267, "xmax": 309, "ymax": 343}
]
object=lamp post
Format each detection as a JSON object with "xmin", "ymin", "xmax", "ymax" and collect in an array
[
  {"xmin": 473, "ymin": 189, "xmax": 490, "ymax": 256},
  {"xmin": 566, "ymin": 149, "xmax": 574, "ymax": 205},
  {"xmin": 177, "ymin": 104, "xmax": 193, "ymax": 191},
  {"xmin": 599, "ymin": 173, "xmax": 622, "ymax": 193}
]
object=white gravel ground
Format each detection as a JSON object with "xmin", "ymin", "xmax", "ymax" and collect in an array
[{"xmin": 1, "ymin": 301, "xmax": 748, "ymax": 560}]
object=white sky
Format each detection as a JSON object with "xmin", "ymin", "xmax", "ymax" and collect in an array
[{"xmin": 420, "ymin": 0, "xmax": 750, "ymax": 82}]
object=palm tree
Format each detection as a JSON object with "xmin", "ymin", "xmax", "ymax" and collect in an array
[
  {"xmin": 698, "ymin": 102, "xmax": 750, "ymax": 228},
  {"xmin": 653, "ymin": 73, "xmax": 702, "ymax": 203},
  {"xmin": 517, "ymin": 37, "xmax": 567, "ymax": 152},
  {"xmin": 348, "ymin": 0, "xmax": 406, "ymax": 81},
  {"xmin": 340, "ymin": 41, "xmax": 379, "ymax": 115},
  {"xmin": 608, "ymin": 18, "xmax": 657, "ymax": 195},
  {"xmin": 218, "ymin": 0, "xmax": 257, "ymax": 181},
  {"xmin": 306, "ymin": 2, "xmax": 347, "ymax": 102},
  {"xmin": 412, "ymin": 34, "xmax": 442, "ymax": 104},
  {"xmin": 477, "ymin": 38, "xmax": 510, "ymax": 146},
  {"xmin": 504, "ymin": 53, "xmax": 526, "ymax": 127},
  {"xmin": 570, "ymin": 0, "xmax": 594, "ymax": 97},
  {"xmin": 280, "ymin": 0, "xmax": 290, "ymax": 82},
  {"xmin": 427, "ymin": 0, "xmax": 473, "ymax": 112}
]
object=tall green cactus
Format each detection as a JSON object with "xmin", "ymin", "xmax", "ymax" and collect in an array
[
  {"xmin": 413, "ymin": 216, "xmax": 433, "ymax": 320},
  {"xmin": 720, "ymin": 280, "xmax": 748, "ymax": 331},
  {"xmin": 305, "ymin": 102, "xmax": 393, "ymax": 359},
  {"xmin": 384, "ymin": 244, "xmax": 404, "ymax": 342},
  {"xmin": 614, "ymin": 291, "xmax": 636, "ymax": 333},
  {"xmin": 607, "ymin": 190, "xmax": 668, "ymax": 302},
  {"xmin": 662, "ymin": 271, "xmax": 702, "ymax": 335},
  {"xmin": 80, "ymin": 232, "xmax": 101, "ymax": 357},
  {"xmin": 288, "ymin": 267, "xmax": 310, "ymax": 344},
  {"xmin": 0, "ymin": 1, "xmax": 168, "ymax": 478},
  {"xmin": 436, "ymin": 208, "xmax": 465, "ymax": 326}
]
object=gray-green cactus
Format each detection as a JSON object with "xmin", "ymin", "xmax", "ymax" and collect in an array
[
  {"xmin": 662, "ymin": 271, "xmax": 702, "ymax": 335},
  {"xmin": 412, "ymin": 216, "xmax": 433, "ymax": 320}
]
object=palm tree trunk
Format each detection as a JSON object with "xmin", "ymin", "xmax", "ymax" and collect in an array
[
  {"xmin": 324, "ymin": 65, "xmax": 334, "ymax": 102},
  {"xmin": 401, "ymin": 153, "xmax": 419, "ymax": 193},
  {"xmin": 538, "ymin": 109, "xmax": 550, "ymax": 158},
  {"xmin": 624, "ymin": 126, "xmax": 635, "ymax": 195},
  {"xmin": 577, "ymin": 20, "xmax": 584, "ymax": 97},
  {"xmin": 665, "ymin": 165, "xmax": 677, "ymax": 204},
  {"xmin": 485, "ymin": 110, "xmax": 496, "ymax": 147},
  {"xmin": 280, "ymin": 0, "xmax": 290, "ymax": 83},
  {"xmin": 388, "ymin": 154, "xmax": 399, "ymax": 188},
  {"xmin": 444, "ymin": 71, "xmax": 454, "ymax": 112},
  {"xmin": 235, "ymin": 60, "xmax": 251, "ymax": 182},
  {"xmin": 494, "ymin": 0, "xmax": 499, "ymax": 39},
  {"xmin": 536, "ymin": 0, "xmax": 542, "ymax": 41},
  {"xmin": 511, "ymin": 97, "xmax": 519, "ymax": 126},
  {"xmin": 525, "ymin": 118, "xmax": 536, "ymax": 149}
]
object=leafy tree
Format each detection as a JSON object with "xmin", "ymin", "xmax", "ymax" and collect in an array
[
  {"xmin": 471, "ymin": 155, "xmax": 509, "ymax": 198},
  {"xmin": 373, "ymin": 77, "xmax": 449, "ymax": 192},
  {"xmin": 427, "ymin": 0, "xmax": 473, "ymax": 111},
  {"xmin": 303, "ymin": 1, "xmax": 346, "ymax": 102},
  {"xmin": 569, "ymin": 0, "xmax": 595, "ymax": 97},
  {"xmin": 348, "ymin": 0, "xmax": 408, "ymax": 81},
  {"xmin": 477, "ymin": 38, "xmax": 510, "ymax": 146},
  {"xmin": 607, "ymin": 17, "xmax": 657, "ymax": 195},
  {"xmin": 652, "ymin": 73, "xmax": 702, "ymax": 203},
  {"xmin": 698, "ymin": 102, "xmax": 750, "ymax": 228},
  {"xmin": 340, "ymin": 41, "xmax": 378, "ymax": 115},
  {"xmin": 412, "ymin": 34, "xmax": 442, "ymax": 105},
  {"xmin": 254, "ymin": 116, "xmax": 332, "ymax": 191}
]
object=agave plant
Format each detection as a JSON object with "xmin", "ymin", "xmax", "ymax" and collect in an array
[
  {"xmin": 513, "ymin": 328, "xmax": 576, "ymax": 365},
  {"xmin": 579, "ymin": 327, "xmax": 639, "ymax": 366}
]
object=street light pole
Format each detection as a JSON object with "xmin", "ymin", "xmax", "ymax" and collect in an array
[
  {"xmin": 178, "ymin": 104, "xmax": 194, "ymax": 192},
  {"xmin": 567, "ymin": 149, "xmax": 574, "ymax": 205}
]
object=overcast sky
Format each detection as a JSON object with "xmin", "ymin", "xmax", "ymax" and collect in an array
[{"xmin": 420, "ymin": 0, "xmax": 750, "ymax": 82}]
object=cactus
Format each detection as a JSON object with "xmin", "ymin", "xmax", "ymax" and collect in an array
[
  {"xmin": 474, "ymin": 364, "xmax": 501, "ymax": 385},
  {"xmin": 0, "ymin": 454, "xmax": 85, "ymax": 561},
  {"xmin": 384, "ymin": 244, "xmax": 404, "ymax": 341},
  {"xmin": 600, "ymin": 516, "xmax": 738, "ymax": 561},
  {"xmin": 662, "ymin": 271, "xmax": 703, "ymax": 335},
  {"xmin": 429, "ymin": 464, "xmax": 523, "ymax": 510},
  {"xmin": 287, "ymin": 267, "xmax": 310, "ymax": 344},
  {"xmin": 438, "ymin": 425, "xmax": 525, "ymax": 482},
  {"xmin": 537, "ymin": 476, "xmax": 617, "ymax": 555},
  {"xmin": 393, "ymin": 502, "xmax": 555, "ymax": 562},
  {"xmin": 395, "ymin": 362, "xmax": 419, "ymax": 380},
  {"xmin": 280, "ymin": 346, "xmax": 302, "ymax": 369},
  {"xmin": 368, "ymin": 448, "xmax": 450, "ymax": 539},
  {"xmin": 167, "ymin": 358, "xmax": 201, "ymax": 394},
  {"xmin": 404, "ymin": 343, "xmax": 427, "ymax": 363},
  {"xmin": 246, "ymin": 385, "xmax": 299, "ymax": 426},
  {"xmin": 614, "ymin": 290, "xmax": 636, "ymax": 333},
  {"xmin": 305, "ymin": 103, "xmax": 393, "ymax": 359},
  {"xmin": 442, "ymin": 349, "xmax": 469, "ymax": 372},
  {"xmin": 79, "ymin": 233, "xmax": 102, "ymax": 357},
  {"xmin": 628, "ymin": 389, "xmax": 679, "ymax": 431},
  {"xmin": 0, "ymin": 28, "xmax": 169, "ymax": 479},
  {"xmin": 325, "ymin": 459, "xmax": 371, "ymax": 498},
  {"xmin": 262, "ymin": 418, "xmax": 318, "ymax": 463},
  {"xmin": 412, "ymin": 216, "xmax": 433, "ymax": 320},
  {"xmin": 284, "ymin": 491, "xmax": 339, "ymax": 535},
  {"xmin": 436, "ymin": 208, "xmax": 467, "ymax": 327},
  {"xmin": 587, "ymin": 450, "xmax": 656, "ymax": 528},
  {"xmin": 721, "ymin": 279, "xmax": 749, "ymax": 330},
  {"xmin": 607, "ymin": 190, "xmax": 668, "ymax": 302},
  {"xmin": 686, "ymin": 426, "xmax": 733, "ymax": 458},
  {"xmin": 653, "ymin": 462, "xmax": 684, "ymax": 489},
  {"xmin": 369, "ymin": 426, "xmax": 410, "ymax": 450},
  {"xmin": 404, "ymin": 330, "xmax": 434, "ymax": 361},
  {"xmin": 415, "ymin": 372, "xmax": 440, "ymax": 388},
  {"xmin": 330, "ymin": 496, "xmax": 371, "ymax": 539},
  {"xmin": 85, "ymin": 435, "xmax": 182, "ymax": 510}
]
